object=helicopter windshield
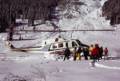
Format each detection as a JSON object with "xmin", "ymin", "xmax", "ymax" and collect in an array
[{"xmin": 76, "ymin": 39, "xmax": 89, "ymax": 47}]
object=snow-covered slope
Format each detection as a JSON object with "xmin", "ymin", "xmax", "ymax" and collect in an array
[
  {"xmin": 59, "ymin": 0, "xmax": 110, "ymax": 29},
  {"xmin": 0, "ymin": 56, "xmax": 120, "ymax": 81}
]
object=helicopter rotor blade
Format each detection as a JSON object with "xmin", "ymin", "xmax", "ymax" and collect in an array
[{"xmin": 13, "ymin": 29, "xmax": 115, "ymax": 32}]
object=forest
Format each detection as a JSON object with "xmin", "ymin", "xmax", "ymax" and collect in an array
[
  {"xmin": 102, "ymin": 0, "xmax": 120, "ymax": 25},
  {"xmin": 1, "ymin": 0, "xmax": 120, "ymax": 32},
  {"xmin": 0, "ymin": 0, "xmax": 72, "ymax": 32}
]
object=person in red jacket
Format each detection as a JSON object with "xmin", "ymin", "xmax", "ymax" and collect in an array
[
  {"xmin": 91, "ymin": 44, "xmax": 99, "ymax": 59},
  {"xmin": 91, "ymin": 44, "xmax": 99, "ymax": 67}
]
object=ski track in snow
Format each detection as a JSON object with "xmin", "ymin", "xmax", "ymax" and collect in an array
[{"xmin": 95, "ymin": 63, "xmax": 120, "ymax": 70}]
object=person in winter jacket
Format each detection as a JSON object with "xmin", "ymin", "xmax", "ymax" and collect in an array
[
  {"xmin": 99, "ymin": 47, "xmax": 103, "ymax": 59},
  {"xmin": 89, "ymin": 44, "xmax": 94, "ymax": 59},
  {"xmin": 91, "ymin": 44, "xmax": 99, "ymax": 67},
  {"xmin": 104, "ymin": 47, "xmax": 108, "ymax": 60},
  {"xmin": 76, "ymin": 47, "xmax": 82, "ymax": 60},
  {"xmin": 73, "ymin": 47, "xmax": 77, "ymax": 61},
  {"xmin": 95, "ymin": 44, "xmax": 100, "ymax": 61},
  {"xmin": 91, "ymin": 44, "xmax": 99, "ymax": 59},
  {"xmin": 83, "ymin": 47, "xmax": 89, "ymax": 60},
  {"xmin": 63, "ymin": 46, "xmax": 71, "ymax": 61}
]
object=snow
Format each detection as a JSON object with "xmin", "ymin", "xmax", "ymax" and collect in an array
[
  {"xmin": 0, "ymin": 0, "xmax": 120, "ymax": 81},
  {"xmin": 96, "ymin": 63, "xmax": 120, "ymax": 70},
  {"xmin": 0, "ymin": 55, "xmax": 120, "ymax": 81}
]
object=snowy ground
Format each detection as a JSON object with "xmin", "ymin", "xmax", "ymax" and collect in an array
[{"xmin": 0, "ymin": 52, "xmax": 120, "ymax": 81}]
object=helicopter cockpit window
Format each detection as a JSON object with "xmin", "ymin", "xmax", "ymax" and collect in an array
[
  {"xmin": 53, "ymin": 44, "xmax": 57, "ymax": 49},
  {"xmin": 58, "ymin": 43, "xmax": 63, "ymax": 48},
  {"xmin": 72, "ymin": 41, "xmax": 77, "ymax": 47}
]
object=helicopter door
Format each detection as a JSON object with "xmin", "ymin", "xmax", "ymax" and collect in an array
[{"xmin": 67, "ymin": 41, "xmax": 71, "ymax": 48}]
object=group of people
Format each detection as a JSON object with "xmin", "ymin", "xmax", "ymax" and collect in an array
[{"xmin": 63, "ymin": 44, "xmax": 109, "ymax": 62}]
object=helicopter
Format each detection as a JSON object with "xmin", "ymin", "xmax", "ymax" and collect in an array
[{"xmin": 5, "ymin": 28, "xmax": 114, "ymax": 55}]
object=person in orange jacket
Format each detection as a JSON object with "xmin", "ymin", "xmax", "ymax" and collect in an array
[{"xmin": 89, "ymin": 44, "xmax": 94, "ymax": 59}]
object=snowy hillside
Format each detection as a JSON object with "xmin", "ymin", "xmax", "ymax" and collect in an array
[{"xmin": 59, "ymin": 0, "xmax": 110, "ymax": 29}]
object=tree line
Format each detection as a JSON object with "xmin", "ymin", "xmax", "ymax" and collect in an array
[
  {"xmin": 102, "ymin": 0, "xmax": 120, "ymax": 25},
  {"xmin": 0, "ymin": 0, "xmax": 88, "ymax": 33},
  {"xmin": 0, "ymin": 0, "xmax": 73, "ymax": 32}
]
